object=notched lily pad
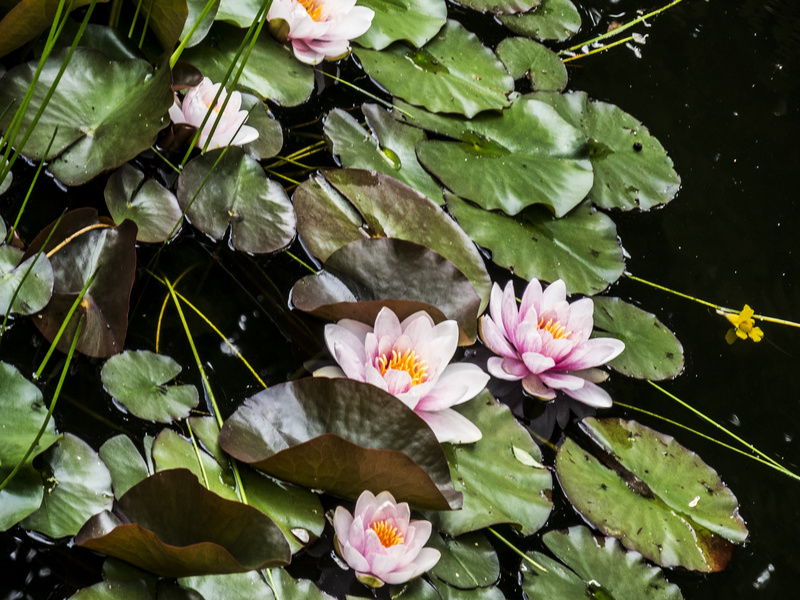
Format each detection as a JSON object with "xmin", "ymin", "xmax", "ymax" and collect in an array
[
  {"xmin": 290, "ymin": 237, "xmax": 481, "ymax": 344},
  {"xmin": 522, "ymin": 526, "xmax": 683, "ymax": 599},
  {"xmin": 496, "ymin": 37, "xmax": 567, "ymax": 91},
  {"xmin": 499, "ymin": 0, "xmax": 581, "ymax": 43},
  {"xmin": 556, "ymin": 418, "xmax": 748, "ymax": 572},
  {"xmin": 177, "ymin": 147, "xmax": 295, "ymax": 254},
  {"xmin": 75, "ymin": 468, "xmax": 291, "ymax": 577},
  {"xmin": 23, "ymin": 208, "xmax": 137, "ymax": 358},
  {"xmin": 101, "ymin": 350, "xmax": 199, "ymax": 423},
  {"xmin": 428, "ymin": 531, "xmax": 500, "ymax": 589},
  {"xmin": 0, "ymin": 244, "xmax": 54, "ymax": 315},
  {"xmin": 591, "ymin": 296, "xmax": 684, "ymax": 380},
  {"xmin": 355, "ymin": 0, "xmax": 447, "ymax": 50},
  {"xmin": 219, "ymin": 377, "xmax": 461, "ymax": 510}
]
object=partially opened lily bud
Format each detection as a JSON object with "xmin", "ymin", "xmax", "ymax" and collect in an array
[
  {"xmin": 168, "ymin": 77, "xmax": 259, "ymax": 151},
  {"xmin": 333, "ymin": 490, "xmax": 440, "ymax": 587}
]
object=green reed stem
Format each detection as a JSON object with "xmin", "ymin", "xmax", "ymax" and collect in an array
[
  {"xmin": 0, "ymin": 316, "xmax": 83, "ymax": 493},
  {"xmin": 561, "ymin": 0, "xmax": 686, "ymax": 55},
  {"xmin": 285, "ymin": 251, "xmax": 317, "ymax": 274},
  {"xmin": 615, "ymin": 400, "xmax": 800, "ymax": 482},
  {"xmin": 487, "ymin": 527, "xmax": 547, "ymax": 573},
  {"xmin": 150, "ymin": 146, "xmax": 182, "ymax": 175},
  {"xmin": 186, "ymin": 419, "xmax": 211, "ymax": 489},
  {"xmin": 317, "ymin": 71, "xmax": 413, "ymax": 117},
  {"xmin": 34, "ymin": 272, "xmax": 95, "ymax": 380},
  {"xmin": 170, "ymin": 0, "xmax": 221, "ymax": 68},
  {"xmin": 128, "ymin": 0, "xmax": 143, "ymax": 38},
  {"xmin": 137, "ymin": 0, "xmax": 157, "ymax": 48},
  {"xmin": 562, "ymin": 36, "xmax": 635, "ymax": 62}
]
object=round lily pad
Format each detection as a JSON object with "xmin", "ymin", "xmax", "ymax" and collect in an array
[
  {"xmin": 355, "ymin": 0, "xmax": 447, "ymax": 50},
  {"xmin": 499, "ymin": 0, "xmax": 581, "ymax": 43},
  {"xmin": 0, "ymin": 244, "xmax": 54, "ymax": 316},
  {"xmin": 101, "ymin": 350, "xmax": 199, "ymax": 423},
  {"xmin": 428, "ymin": 531, "xmax": 499, "ymax": 589},
  {"xmin": 454, "ymin": 0, "xmax": 540, "ymax": 15},
  {"xmin": 496, "ymin": 37, "xmax": 568, "ymax": 91}
]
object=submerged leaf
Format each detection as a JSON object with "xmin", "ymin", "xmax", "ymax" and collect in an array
[
  {"xmin": 290, "ymin": 237, "xmax": 481, "ymax": 344},
  {"xmin": 76, "ymin": 469, "xmax": 290, "ymax": 576},
  {"xmin": 355, "ymin": 21, "xmax": 513, "ymax": 118},
  {"xmin": 591, "ymin": 297, "xmax": 684, "ymax": 380},
  {"xmin": 522, "ymin": 526, "xmax": 683, "ymax": 599},
  {"xmin": 556, "ymin": 418, "xmax": 748, "ymax": 572},
  {"xmin": 101, "ymin": 350, "xmax": 199, "ymax": 423},
  {"xmin": 428, "ymin": 392, "xmax": 552, "ymax": 536},
  {"xmin": 219, "ymin": 377, "xmax": 461, "ymax": 510}
]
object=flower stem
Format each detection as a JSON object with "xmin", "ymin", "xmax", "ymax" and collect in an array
[{"xmin": 487, "ymin": 527, "xmax": 547, "ymax": 573}]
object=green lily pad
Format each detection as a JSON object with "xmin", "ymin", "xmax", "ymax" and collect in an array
[
  {"xmin": 75, "ymin": 468, "xmax": 291, "ymax": 576},
  {"xmin": 427, "ymin": 391, "xmax": 552, "ymax": 536},
  {"xmin": 215, "ymin": 0, "xmax": 261, "ymax": 27},
  {"xmin": 0, "ymin": 48, "xmax": 173, "ymax": 185},
  {"xmin": 434, "ymin": 582, "xmax": 504, "ymax": 600},
  {"xmin": 144, "ymin": 0, "xmax": 188, "ymax": 51},
  {"xmin": 415, "ymin": 96, "xmax": 592, "ymax": 217},
  {"xmin": 67, "ymin": 580, "xmax": 154, "ymax": 600},
  {"xmin": 0, "ymin": 362, "xmax": 60, "ymax": 530},
  {"xmin": 499, "ymin": 0, "xmax": 581, "ymax": 43},
  {"xmin": 104, "ymin": 164, "xmax": 183, "ymax": 243},
  {"xmin": 101, "ymin": 350, "xmax": 199, "ymax": 423},
  {"xmin": 355, "ymin": 20, "xmax": 513, "ymax": 118},
  {"xmin": 0, "ymin": 170, "xmax": 9, "ymax": 196},
  {"xmin": 496, "ymin": 37, "xmax": 567, "ymax": 91},
  {"xmin": 239, "ymin": 93, "xmax": 283, "ymax": 161},
  {"xmin": 429, "ymin": 531, "xmax": 499, "ymax": 589},
  {"xmin": 290, "ymin": 237, "xmax": 481, "ymax": 344},
  {"xmin": 522, "ymin": 526, "xmax": 684, "ymax": 600},
  {"xmin": 0, "ymin": 244, "xmax": 53, "ymax": 315},
  {"xmin": 99, "ymin": 435, "xmax": 150, "ymax": 500},
  {"xmin": 180, "ymin": 571, "xmax": 275, "ymax": 600},
  {"xmin": 556, "ymin": 418, "xmax": 748, "ymax": 572},
  {"xmin": 591, "ymin": 296, "xmax": 684, "ymax": 380},
  {"xmin": 294, "ymin": 169, "xmax": 490, "ymax": 310},
  {"xmin": 22, "ymin": 433, "xmax": 114, "ymax": 539},
  {"xmin": 323, "ymin": 104, "xmax": 444, "ymax": 204},
  {"xmin": 391, "ymin": 578, "xmax": 440, "ymax": 600},
  {"xmin": 181, "ymin": 0, "xmax": 220, "ymax": 48},
  {"xmin": 266, "ymin": 568, "xmax": 335, "ymax": 600},
  {"xmin": 0, "ymin": 0, "xmax": 100, "ymax": 58},
  {"xmin": 219, "ymin": 377, "xmax": 461, "ymax": 510},
  {"xmin": 177, "ymin": 147, "xmax": 295, "ymax": 254},
  {"xmin": 447, "ymin": 195, "xmax": 624, "ymax": 295},
  {"xmin": 356, "ymin": 0, "xmax": 446, "ymax": 50},
  {"xmin": 181, "ymin": 23, "xmax": 314, "ymax": 106},
  {"xmin": 532, "ymin": 91, "xmax": 681, "ymax": 210},
  {"xmin": 454, "ymin": 0, "xmax": 540, "ymax": 15},
  {"xmin": 23, "ymin": 208, "xmax": 138, "ymax": 358}
]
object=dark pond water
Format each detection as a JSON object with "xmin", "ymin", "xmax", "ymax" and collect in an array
[{"xmin": 2, "ymin": 0, "xmax": 799, "ymax": 598}]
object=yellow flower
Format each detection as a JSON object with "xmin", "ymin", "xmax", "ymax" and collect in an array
[{"xmin": 724, "ymin": 304, "xmax": 764, "ymax": 344}]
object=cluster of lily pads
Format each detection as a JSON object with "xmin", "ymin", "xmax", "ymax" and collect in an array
[{"xmin": 0, "ymin": 0, "xmax": 748, "ymax": 598}]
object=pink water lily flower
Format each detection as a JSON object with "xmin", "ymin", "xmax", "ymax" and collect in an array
[
  {"xmin": 480, "ymin": 279, "xmax": 625, "ymax": 408},
  {"xmin": 168, "ymin": 78, "xmax": 259, "ymax": 151},
  {"xmin": 334, "ymin": 490, "xmax": 440, "ymax": 587},
  {"xmin": 317, "ymin": 307, "xmax": 489, "ymax": 444},
  {"xmin": 268, "ymin": 0, "xmax": 374, "ymax": 65}
]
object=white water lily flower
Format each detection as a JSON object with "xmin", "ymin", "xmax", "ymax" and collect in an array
[{"xmin": 268, "ymin": 0, "xmax": 374, "ymax": 65}]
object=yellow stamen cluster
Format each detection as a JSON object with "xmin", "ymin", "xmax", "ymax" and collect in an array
[
  {"xmin": 538, "ymin": 317, "xmax": 570, "ymax": 339},
  {"xmin": 370, "ymin": 520, "xmax": 404, "ymax": 547},
  {"xmin": 378, "ymin": 349, "xmax": 429, "ymax": 387},
  {"xmin": 299, "ymin": 0, "xmax": 325, "ymax": 21},
  {"xmin": 724, "ymin": 304, "xmax": 764, "ymax": 344}
]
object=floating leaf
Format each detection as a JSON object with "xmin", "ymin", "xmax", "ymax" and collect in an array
[
  {"xmin": 76, "ymin": 469, "xmax": 291, "ymax": 576},
  {"xmin": 177, "ymin": 147, "xmax": 295, "ymax": 254},
  {"xmin": 182, "ymin": 23, "xmax": 314, "ymax": 106},
  {"xmin": 0, "ymin": 48, "xmax": 173, "ymax": 185},
  {"xmin": 496, "ymin": 37, "xmax": 567, "ymax": 91},
  {"xmin": 0, "ymin": 0, "xmax": 101, "ymax": 58},
  {"xmin": 67, "ymin": 580, "xmax": 154, "ymax": 600},
  {"xmin": 532, "ymin": 91, "xmax": 681, "ymax": 210},
  {"xmin": 0, "ymin": 362, "xmax": 59, "ymax": 530},
  {"xmin": 434, "ymin": 582, "xmax": 504, "ymax": 600},
  {"xmin": 415, "ymin": 96, "xmax": 592, "ymax": 217},
  {"xmin": 265, "ymin": 568, "xmax": 335, "ymax": 600},
  {"xmin": 104, "ymin": 164, "xmax": 183, "ymax": 243},
  {"xmin": 452, "ymin": 0, "xmax": 540, "ymax": 15},
  {"xmin": 240, "ymin": 93, "xmax": 283, "ymax": 161},
  {"xmin": 24, "ymin": 208, "xmax": 138, "ymax": 358},
  {"xmin": 522, "ymin": 526, "xmax": 684, "ymax": 600},
  {"xmin": 181, "ymin": 0, "xmax": 220, "ymax": 48},
  {"xmin": 101, "ymin": 350, "xmax": 199, "ymax": 423},
  {"xmin": 290, "ymin": 237, "xmax": 481, "ymax": 344},
  {"xmin": 499, "ymin": 0, "xmax": 581, "ymax": 43},
  {"xmin": 294, "ymin": 169, "xmax": 490, "ymax": 310},
  {"xmin": 99, "ymin": 435, "xmax": 150, "ymax": 500},
  {"xmin": 427, "ymin": 392, "xmax": 552, "ymax": 536},
  {"xmin": 219, "ymin": 377, "xmax": 461, "ymax": 510},
  {"xmin": 180, "ymin": 571, "xmax": 275, "ymax": 600},
  {"xmin": 447, "ymin": 195, "xmax": 624, "ymax": 295},
  {"xmin": 22, "ymin": 433, "xmax": 114, "ymax": 538},
  {"xmin": 323, "ymin": 104, "xmax": 443, "ymax": 204},
  {"xmin": 591, "ymin": 297, "xmax": 684, "ymax": 380},
  {"xmin": 355, "ymin": 0, "xmax": 447, "ymax": 50},
  {"xmin": 391, "ymin": 579, "xmax": 440, "ymax": 600},
  {"xmin": 215, "ymin": 0, "xmax": 261, "ymax": 27},
  {"xmin": 0, "ymin": 244, "xmax": 53, "ymax": 315},
  {"xmin": 355, "ymin": 21, "xmax": 513, "ymax": 118},
  {"xmin": 428, "ymin": 531, "xmax": 499, "ymax": 589},
  {"xmin": 556, "ymin": 418, "xmax": 748, "ymax": 572},
  {"xmin": 0, "ymin": 169, "xmax": 10, "ymax": 195}
]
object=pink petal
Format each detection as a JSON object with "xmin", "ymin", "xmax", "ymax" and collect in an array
[
  {"xmin": 479, "ymin": 316, "xmax": 517, "ymax": 359},
  {"xmin": 383, "ymin": 369, "xmax": 413, "ymax": 395},
  {"xmin": 565, "ymin": 297, "xmax": 594, "ymax": 341},
  {"xmin": 374, "ymin": 307, "xmax": 402, "ymax": 341},
  {"xmin": 539, "ymin": 372, "xmax": 586, "ymax": 391},
  {"xmin": 522, "ymin": 374, "xmax": 556, "ymax": 399},
  {"xmin": 540, "ymin": 279, "xmax": 567, "ymax": 313},
  {"xmin": 415, "ymin": 363, "xmax": 489, "ymax": 412},
  {"xmin": 500, "ymin": 281, "xmax": 521, "ymax": 347},
  {"xmin": 333, "ymin": 506, "xmax": 353, "ymax": 542},
  {"xmin": 557, "ymin": 338, "xmax": 625, "ymax": 371},
  {"xmin": 563, "ymin": 378, "xmax": 613, "ymax": 408},
  {"xmin": 488, "ymin": 283, "xmax": 506, "ymax": 336},
  {"xmin": 518, "ymin": 278, "xmax": 543, "ymax": 322},
  {"xmin": 514, "ymin": 320, "xmax": 543, "ymax": 355},
  {"xmin": 487, "ymin": 356, "xmax": 526, "ymax": 381},
  {"xmin": 415, "ymin": 408, "xmax": 482, "ymax": 443},
  {"xmin": 521, "ymin": 352, "xmax": 555, "ymax": 375},
  {"xmin": 313, "ymin": 365, "xmax": 345, "ymax": 378}
]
